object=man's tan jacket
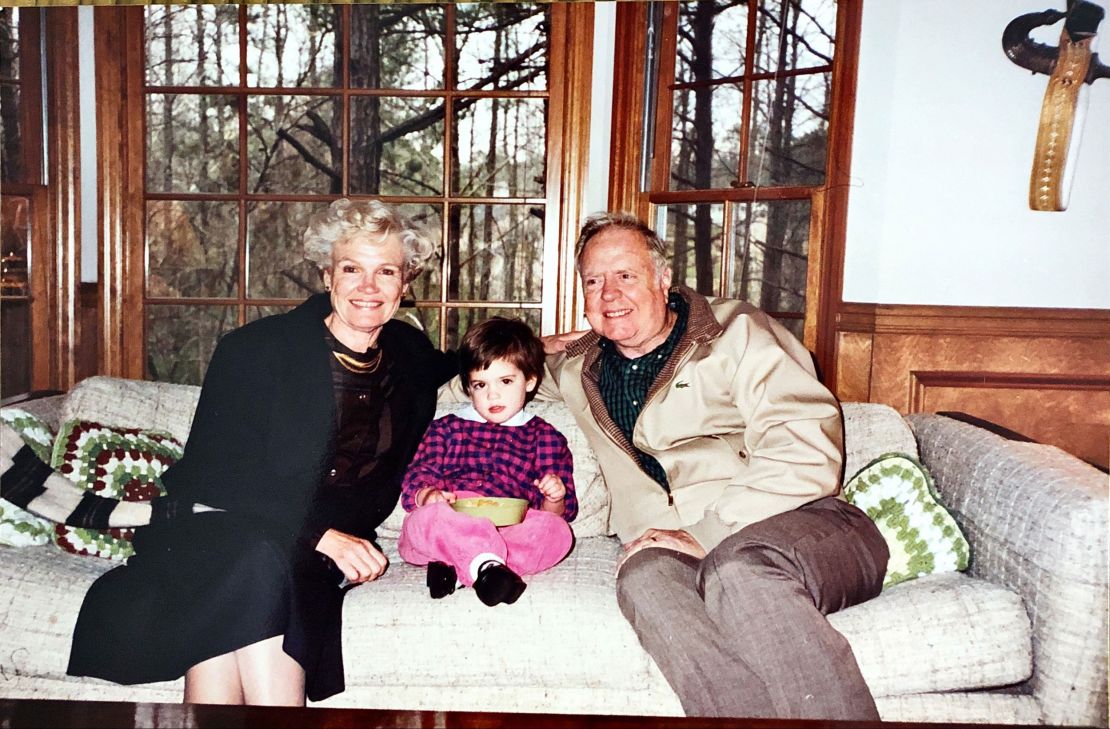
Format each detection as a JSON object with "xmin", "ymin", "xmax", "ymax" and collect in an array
[{"xmin": 540, "ymin": 286, "xmax": 844, "ymax": 551}]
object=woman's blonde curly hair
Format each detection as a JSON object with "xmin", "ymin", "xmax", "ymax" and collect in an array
[{"xmin": 303, "ymin": 199, "xmax": 436, "ymax": 284}]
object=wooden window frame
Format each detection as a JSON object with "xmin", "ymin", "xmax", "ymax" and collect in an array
[
  {"xmin": 609, "ymin": 0, "xmax": 862, "ymax": 384},
  {"xmin": 94, "ymin": 3, "xmax": 594, "ymax": 380}
]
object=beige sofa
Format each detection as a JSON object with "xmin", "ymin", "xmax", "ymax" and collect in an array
[{"xmin": 1, "ymin": 376, "xmax": 1106, "ymax": 726}]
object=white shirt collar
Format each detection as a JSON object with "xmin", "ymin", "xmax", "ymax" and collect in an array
[{"xmin": 454, "ymin": 403, "xmax": 534, "ymax": 427}]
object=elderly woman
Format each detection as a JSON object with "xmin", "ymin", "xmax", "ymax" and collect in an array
[{"xmin": 66, "ymin": 199, "xmax": 456, "ymax": 705}]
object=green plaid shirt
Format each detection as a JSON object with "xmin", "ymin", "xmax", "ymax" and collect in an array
[{"xmin": 598, "ymin": 293, "xmax": 689, "ymax": 490}]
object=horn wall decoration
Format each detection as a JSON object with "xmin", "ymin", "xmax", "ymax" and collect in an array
[{"xmin": 1003, "ymin": 1, "xmax": 1109, "ymax": 211}]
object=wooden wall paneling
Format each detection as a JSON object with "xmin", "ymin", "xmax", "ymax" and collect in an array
[
  {"xmin": 836, "ymin": 303, "xmax": 1110, "ymax": 470},
  {"xmin": 43, "ymin": 8, "xmax": 81, "ymax": 391},
  {"xmin": 909, "ymin": 371, "xmax": 1110, "ymax": 470},
  {"xmin": 548, "ymin": 1, "xmax": 594, "ymax": 334},
  {"xmin": 834, "ymin": 330, "xmax": 873, "ymax": 403},
  {"xmin": 76, "ymin": 282, "xmax": 98, "ymax": 382},
  {"xmin": 94, "ymin": 6, "xmax": 146, "ymax": 379}
]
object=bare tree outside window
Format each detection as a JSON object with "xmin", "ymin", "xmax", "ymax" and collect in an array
[
  {"xmin": 142, "ymin": 3, "xmax": 555, "ymax": 384},
  {"xmin": 651, "ymin": 0, "xmax": 835, "ymax": 339}
]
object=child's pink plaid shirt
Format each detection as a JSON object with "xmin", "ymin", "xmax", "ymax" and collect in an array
[{"xmin": 400, "ymin": 412, "xmax": 577, "ymax": 520}]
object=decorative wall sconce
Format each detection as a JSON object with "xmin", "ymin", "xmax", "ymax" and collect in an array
[{"xmin": 1003, "ymin": 1, "xmax": 1109, "ymax": 211}]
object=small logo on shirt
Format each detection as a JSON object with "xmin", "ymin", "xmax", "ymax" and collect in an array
[{"xmin": 675, "ymin": 381, "xmax": 690, "ymax": 389}]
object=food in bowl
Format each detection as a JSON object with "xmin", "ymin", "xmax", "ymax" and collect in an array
[{"xmin": 451, "ymin": 496, "xmax": 529, "ymax": 527}]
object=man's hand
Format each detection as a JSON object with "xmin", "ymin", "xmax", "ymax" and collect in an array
[
  {"xmin": 315, "ymin": 529, "xmax": 389, "ymax": 584},
  {"xmin": 617, "ymin": 528, "xmax": 707, "ymax": 572},
  {"xmin": 541, "ymin": 330, "xmax": 590, "ymax": 355}
]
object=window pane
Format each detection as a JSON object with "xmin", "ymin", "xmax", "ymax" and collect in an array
[
  {"xmin": 350, "ymin": 4, "xmax": 445, "ymax": 90},
  {"xmin": 246, "ymin": 201, "xmax": 329, "ymax": 300},
  {"xmin": 454, "ymin": 98, "xmax": 546, "ymax": 197},
  {"xmin": 349, "ymin": 96, "xmax": 445, "ymax": 196},
  {"xmin": 444, "ymin": 307, "xmax": 540, "ymax": 350},
  {"xmin": 145, "ymin": 6, "xmax": 239, "ymax": 87},
  {"xmin": 396, "ymin": 202, "xmax": 443, "ymax": 303},
  {"xmin": 147, "ymin": 94, "xmax": 239, "ymax": 193},
  {"xmin": 747, "ymin": 72, "xmax": 829, "ymax": 186},
  {"xmin": 247, "ymin": 5, "xmax": 339, "ymax": 88},
  {"xmin": 147, "ymin": 200, "xmax": 238, "ymax": 299},
  {"xmin": 146, "ymin": 304, "xmax": 238, "ymax": 385},
  {"xmin": 456, "ymin": 3, "xmax": 547, "ymax": 91},
  {"xmin": 395, "ymin": 306, "xmax": 440, "ymax": 347},
  {"xmin": 669, "ymin": 83, "xmax": 740, "ymax": 190},
  {"xmin": 754, "ymin": 0, "xmax": 835, "ymax": 74},
  {"xmin": 664, "ymin": 203, "xmax": 724, "ymax": 296},
  {"xmin": 248, "ymin": 95, "xmax": 341, "ymax": 194},
  {"xmin": 676, "ymin": 0, "xmax": 746, "ymax": 84},
  {"xmin": 0, "ymin": 8, "xmax": 17, "ymax": 80},
  {"xmin": 0, "ymin": 84, "xmax": 21, "ymax": 184},
  {"xmin": 731, "ymin": 199, "xmax": 809, "ymax": 314},
  {"xmin": 448, "ymin": 204, "xmax": 543, "ymax": 303}
]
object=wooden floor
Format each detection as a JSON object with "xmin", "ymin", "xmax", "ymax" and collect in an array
[{"xmin": 0, "ymin": 699, "xmax": 1055, "ymax": 729}]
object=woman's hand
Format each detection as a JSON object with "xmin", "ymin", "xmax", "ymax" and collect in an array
[
  {"xmin": 315, "ymin": 529, "xmax": 388, "ymax": 584},
  {"xmin": 416, "ymin": 487, "xmax": 457, "ymax": 506},
  {"xmin": 535, "ymin": 473, "xmax": 566, "ymax": 516},
  {"xmin": 617, "ymin": 528, "xmax": 706, "ymax": 572}
]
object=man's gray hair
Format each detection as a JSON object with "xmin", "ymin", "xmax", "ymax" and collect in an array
[
  {"xmin": 303, "ymin": 198, "xmax": 436, "ymax": 284},
  {"xmin": 574, "ymin": 211, "xmax": 668, "ymax": 275}
]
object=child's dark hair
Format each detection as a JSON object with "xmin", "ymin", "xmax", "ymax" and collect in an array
[{"xmin": 459, "ymin": 317, "xmax": 545, "ymax": 403}]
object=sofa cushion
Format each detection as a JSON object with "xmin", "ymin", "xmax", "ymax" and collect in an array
[
  {"xmin": 841, "ymin": 402, "xmax": 919, "ymax": 481},
  {"xmin": 60, "ymin": 376, "xmax": 200, "ymax": 444},
  {"xmin": 377, "ymin": 400, "xmax": 612, "ymax": 539},
  {"xmin": 0, "ymin": 543, "xmax": 184, "ymax": 702},
  {"xmin": 0, "ymin": 409, "xmax": 56, "ymax": 547},
  {"xmin": 844, "ymin": 453, "xmax": 969, "ymax": 587},
  {"xmin": 829, "ymin": 571, "xmax": 1032, "ymax": 697},
  {"xmin": 336, "ymin": 536, "xmax": 677, "ymax": 713}
]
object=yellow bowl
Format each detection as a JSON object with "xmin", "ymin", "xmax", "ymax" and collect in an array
[{"xmin": 450, "ymin": 497, "xmax": 529, "ymax": 527}]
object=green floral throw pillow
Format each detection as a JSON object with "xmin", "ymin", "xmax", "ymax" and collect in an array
[
  {"xmin": 0, "ymin": 408, "xmax": 56, "ymax": 547},
  {"xmin": 48, "ymin": 419, "xmax": 183, "ymax": 561},
  {"xmin": 843, "ymin": 453, "xmax": 970, "ymax": 588}
]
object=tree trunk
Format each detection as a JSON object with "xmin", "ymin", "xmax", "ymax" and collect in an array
[
  {"xmin": 691, "ymin": 0, "xmax": 715, "ymax": 295},
  {"xmin": 350, "ymin": 6, "xmax": 382, "ymax": 193}
]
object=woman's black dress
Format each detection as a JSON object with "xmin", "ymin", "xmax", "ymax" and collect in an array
[{"xmin": 67, "ymin": 294, "xmax": 455, "ymax": 701}]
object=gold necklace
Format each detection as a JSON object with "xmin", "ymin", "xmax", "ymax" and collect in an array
[{"xmin": 332, "ymin": 348, "xmax": 383, "ymax": 374}]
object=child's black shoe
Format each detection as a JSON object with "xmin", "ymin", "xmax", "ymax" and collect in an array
[
  {"xmin": 473, "ymin": 561, "xmax": 526, "ymax": 606},
  {"xmin": 426, "ymin": 561, "xmax": 457, "ymax": 599}
]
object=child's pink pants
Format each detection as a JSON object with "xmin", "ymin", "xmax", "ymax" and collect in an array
[{"xmin": 398, "ymin": 498, "xmax": 573, "ymax": 586}]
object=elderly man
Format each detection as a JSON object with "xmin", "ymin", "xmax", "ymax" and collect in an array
[{"xmin": 541, "ymin": 212, "xmax": 888, "ymax": 719}]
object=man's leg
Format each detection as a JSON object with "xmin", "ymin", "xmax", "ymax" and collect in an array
[
  {"xmin": 697, "ymin": 497, "xmax": 888, "ymax": 720},
  {"xmin": 616, "ymin": 548, "xmax": 778, "ymax": 717}
]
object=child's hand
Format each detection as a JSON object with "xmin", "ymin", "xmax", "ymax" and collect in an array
[
  {"xmin": 418, "ymin": 487, "xmax": 457, "ymax": 506},
  {"xmin": 534, "ymin": 473, "xmax": 566, "ymax": 503}
]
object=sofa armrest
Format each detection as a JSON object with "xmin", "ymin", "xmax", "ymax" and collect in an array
[
  {"xmin": 0, "ymin": 392, "xmax": 65, "ymax": 431},
  {"xmin": 906, "ymin": 414, "xmax": 1107, "ymax": 728}
]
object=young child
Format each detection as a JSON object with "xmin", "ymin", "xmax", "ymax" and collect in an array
[{"xmin": 398, "ymin": 317, "xmax": 577, "ymax": 607}]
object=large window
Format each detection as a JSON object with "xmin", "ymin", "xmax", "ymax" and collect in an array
[
  {"xmin": 140, "ymin": 4, "xmax": 575, "ymax": 384},
  {"xmin": 624, "ymin": 0, "xmax": 840, "ymax": 343}
]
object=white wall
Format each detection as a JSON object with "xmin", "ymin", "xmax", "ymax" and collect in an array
[{"xmin": 844, "ymin": 0, "xmax": 1110, "ymax": 308}]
